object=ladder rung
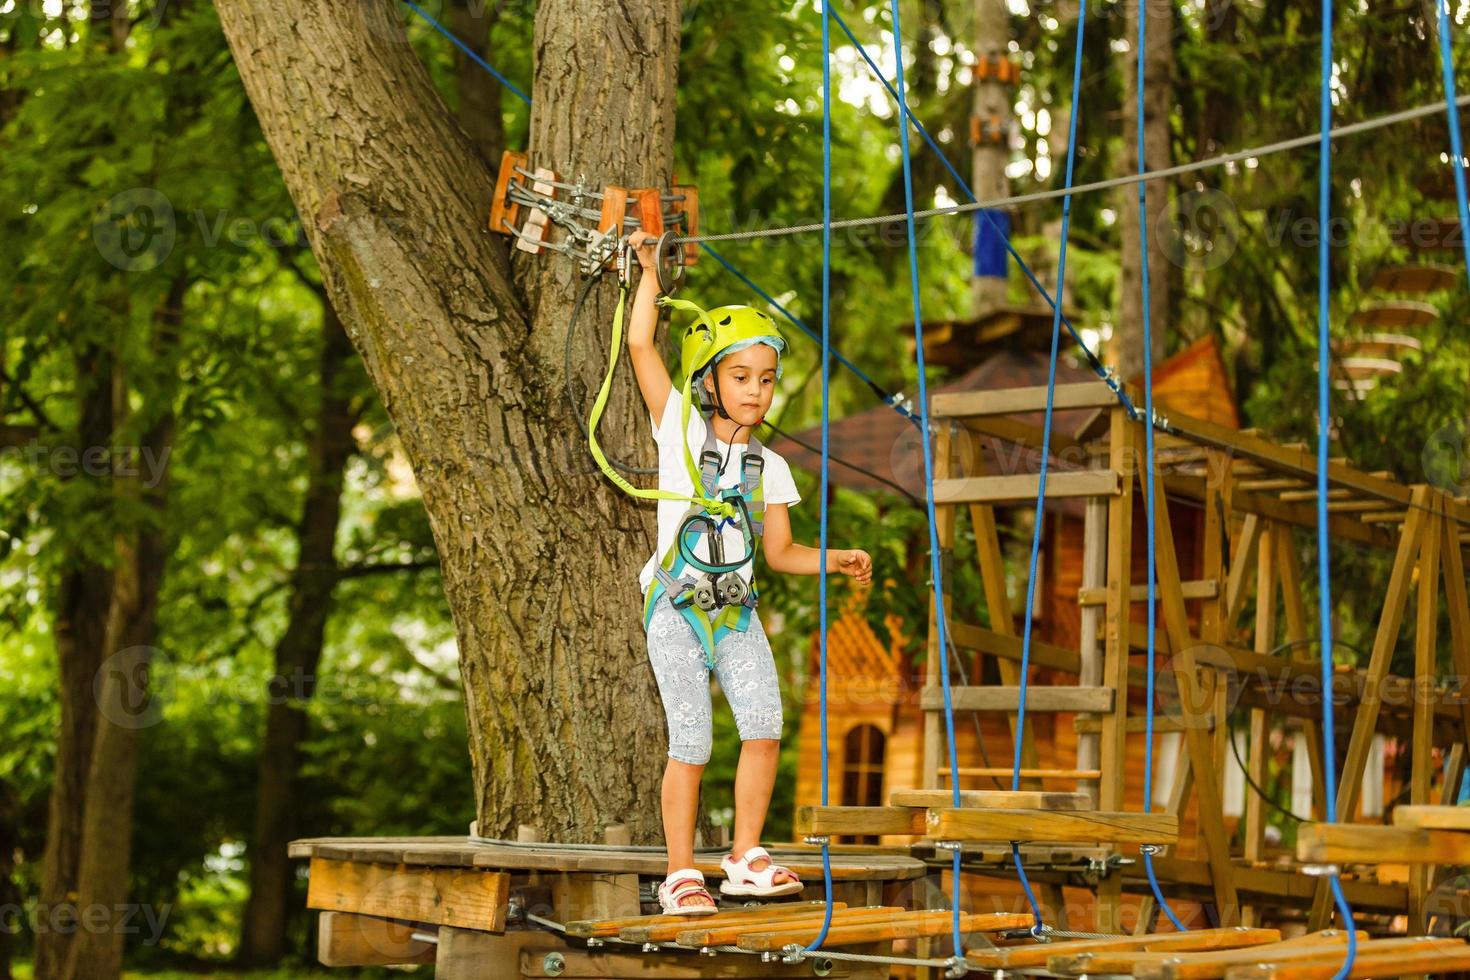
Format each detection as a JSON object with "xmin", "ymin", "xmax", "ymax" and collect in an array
[
  {"xmin": 934, "ymin": 470, "xmax": 1119, "ymax": 504},
  {"xmin": 890, "ymin": 789, "xmax": 1092, "ymax": 811},
  {"xmin": 919, "ymin": 685, "xmax": 1114, "ymax": 713},
  {"xmin": 926, "ymin": 807, "xmax": 1178, "ymax": 845},
  {"xmin": 932, "ymin": 382, "xmax": 1121, "ymax": 419},
  {"xmin": 1077, "ymin": 580, "xmax": 1218, "ymax": 606},
  {"xmin": 943, "ymin": 767, "xmax": 1103, "ymax": 780}
]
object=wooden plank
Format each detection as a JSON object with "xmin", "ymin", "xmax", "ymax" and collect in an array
[
  {"xmin": 1297, "ymin": 822, "xmax": 1470, "ymax": 863},
  {"xmin": 736, "ymin": 910, "xmax": 1033, "ymax": 951},
  {"xmin": 934, "ymin": 470, "xmax": 1119, "ymax": 504},
  {"xmin": 918, "ymin": 684, "xmax": 1113, "ymax": 713},
  {"xmin": 947, "ymin": 621, "xmax": 1081, "ymax": 672},
  {"xmin": 570, "ymin": 901, "xmax": 839, "ymax": 939},
  {"xmin": 932, "ymin": 382, "xmax": 1121, "ymax": 418},
  {"xmin": 1057, "ymin": 930, "xmax": 1327, "ymax": 976},
  {"xmin": 674, "ymin": 906, "xmax": 902, "ymax": 946},
  {"xmin": 1076, "ymin": 714, "xmax": 1207, "ymax": 734},
  {"xmin": 1394, "ymin": 804, "xmax": 1470, "ymax": 830},
  {"xmin": 1219, "ymin": 938, "xmax": 1470, "ymax": 980},
  {"xmin": 798, "ymin": 806, "xmax": 925, "ymax": 837},
  {"xmin": 1243, "ymin": 523, "xmax": 1277, "ymax": 875},
  {"xmin": 1119, "ymin": 932, "xmax": 1363, "ymax": 979},
  {"xmin": 1309, "ymin": 486, "xmax": 1431, "ymax": 928},
  {"xmin": 968, "ymin": 927, "xmax": 1283, "ymax": 971},
  {"xmin": 889, "ymin": 789, "xmax": 1090, "ymax": 810},
  {"xmin": 316, "ymin": 911, "xmax": 436, "ymax": 967},
  {"xmin": 925, "ymin": 807, "xmax": 1177, "ymax": 844},
  {"xmin": 306, "ymin": 857, "xmax": 509, "ymax": 932},
  {"xmin": 672, "ymin": 184, "xmax": 700, "ymax": 263},
  {"xmin": 1078, "ymin": 579, "xmax": 1219, "ymax": 606},
  {"xmin": 947, "ymin": 767, "xmax": 1101, "ymax": 780},
  {"xmin": 1142, "ymin": 447, "xmax": 1241, "ymax": 920}
]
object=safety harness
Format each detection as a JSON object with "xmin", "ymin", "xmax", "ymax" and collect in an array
[{"xmin": 642, "ymin": 424, "xmax": 766, "ymax": 669}]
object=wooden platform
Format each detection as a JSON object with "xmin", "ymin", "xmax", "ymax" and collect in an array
[{"xmin": 292, "ymin": 835, "xmax": 930, "ymax": 978}]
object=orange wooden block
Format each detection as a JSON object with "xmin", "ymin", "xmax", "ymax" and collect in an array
[
  {"xmin": 598, "ymin": 185, "xmax": 628, "ymax": 235},
  {"xmin": 673, "ymin": 185, "xmax": 699, "ymax": 264},
  {"xmin": 487, "ymin": 150, "xmax": 527, "ymax": 235},
  {"xmin": 634, "ymin": 188, "xmax": 663, "ymax": 236}
]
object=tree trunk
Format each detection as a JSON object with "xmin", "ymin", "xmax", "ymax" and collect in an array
[
  {"xmin": 237, "ymin": 298, "xmax": 363, "ymax": 967},
  {"xmin": 0, "ymin": 782, "xmax": 17, "ymax": 980},
  {"xmin": 450, "ymin": 1, "xmax": 506, "ymax": 169},
  {"xmin": 59, "ymin": 273, "xmax": 184, "ymax": 980},
  {"xmin": 1116, "ymin": 0, "xmax": 1173, "ymax": 380},
  {"xmin": 32, "ymin": 345, "xmax": 114, "ymax": 980},
  {"xmin": 212, "ymin": 0, "xmax": 681, "ymax": 843}
]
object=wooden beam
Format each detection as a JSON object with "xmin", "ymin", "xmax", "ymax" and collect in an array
[
  {"xmin": 1410, "ymin": 504, "xmax": 1442, "ymax": 932},
  {"xmin": 1076, "ymin": 714, "xmax": 1210, "ymax": 734},
  {"xmin": 921, "ymin": 424, "xmax": 954, "ymax": 799},
  {"xmin": 968, "ymin": 928, "xmax": 1282, "ymax": 972},
  {"xmin": 676, "ymin": 906, "xmax": 901, "ymax": 946},
  {"xmin": 945, "ymin": 767, "xmax": 1101, "ymax": 780},
  {"xmin": 934, "ymin": 469, "xmax": 1119, "ymax": 504},
  {"xmin": 1218, "ymin": 938, "xmax": 1470, "ymax": 980},
  {"xmin": 1101, "ymin": 407, "xmax": 1136, "ymax": 818},
  {"xmin": 569, "ymin": 901, "xmax": 840, "ymax": 940},
  {"xmin": 1308, "ymin": 487, "xmax": 1430, "ymax": 928},
  {"xmin": 1077, "ymin": 579, "xmax": 1219, "ymax": 606},
  {"xmin": 1394, "ymin": 804, "xmax": 1470, "ymax": 830},
  {"xmin": 1440, "ymin": 514, "xmax": 1470, "ymax": 760},
  {"xmin": 316, "ymin": 911, "xmax": 436, "ymax": 967},
  {"xmin": 925, "ymin": 807, "xmax": 1177, "ymax": 844},
  {"xmin": 797, "ymin": 806, "xmax": 923, "ymax": 838},
  {"xmin": 1141, "ymin": 446, "xmax": 1241, "ymax": 920},
  {"xmin": 1076, "ymin": 490, "xmax": 1108, "ymax": 808},
  {"xmin": 736, "ymin": 910, "xmax": 1032, "ymax": 952},
  {"xmin": 918, "ymin": 685, "xmax": 1113, "ymax": 713},
  {"xmin": 932, "ymin": 382, "xmax": 1121, "ymax": 418},
  {"xmin": 889, "ymin": 789, "xmax": 1091, "ymax": 810},
  {"xmin": 306, "ymin": 858, "xmax": 509, "ymax": 932},
  {"xmin": 1297, "ymin": 822, "xmax": 1470, "ymax": 863},
  {"xmin": 1273, "ymin": 521, "xmax": 1327, "ymax": 820},
  {"xmin": 948, "ymin": 621, "xmax": 1081, "ymax": 673},
  {"xmin": 1058, "ymin": 931, "xmax": 1333, "ymax": 977}
]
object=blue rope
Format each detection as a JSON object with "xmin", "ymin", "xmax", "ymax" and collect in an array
[
  {"xmin": 803, "ymin": 0, "xmax": 837, "ymax": 952},
  {"xmin": 1317, "ymin": 1, "xmax": 1357, "ymax": 975},
  {"xmin": 1136, "ymin": 0, "xmax": 1188, "ymax": 935},
  {"xmin": 400, "ymin": 0, "xmax": 532, "ymax": 105},
  {"xmin": 827, "ymin": 5, "xmax": 1137, "ymax": 421},
  {"xmin": 886, "ymin": 0, "xmax": 967, "ymax": 958},
  {"xmin": 1438, "ymin": 0, "xmax": 1470, "ymax": 290},
  {"xmin": 1006, "ymin": 0, "xmax": 1090, "ymax": 937}
]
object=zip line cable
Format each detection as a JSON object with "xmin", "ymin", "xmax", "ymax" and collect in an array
[{"xmin": 673, "ymin": 93, "xmax": 1470, "ymax": 245}]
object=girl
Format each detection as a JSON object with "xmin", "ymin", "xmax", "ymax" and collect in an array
[{"xmin": 624, "ymin": 230, "xmax": 873, "ymax": 915}]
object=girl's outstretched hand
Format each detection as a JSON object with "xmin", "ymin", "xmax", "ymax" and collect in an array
[{"xmin": 835, "ymin": 549, "xmax": 873, "ymax": 584}]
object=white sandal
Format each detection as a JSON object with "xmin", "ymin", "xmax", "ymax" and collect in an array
[
  {"xmin": 719, "ymin": 845, "xmax": 803, "ymax": 898},
  {"xmin": 657, "ymin": 868, "xmax": 719, "ymax": 915}
]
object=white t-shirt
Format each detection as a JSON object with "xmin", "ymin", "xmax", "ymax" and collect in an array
[{"xmin": 638, "ymin": 388, "xmax": 801, "ymax": 598}]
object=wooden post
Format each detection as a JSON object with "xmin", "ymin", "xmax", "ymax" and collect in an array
[
  {"xmin": 1241, "ymin": 522, "xmax": 1277, "ymax": 927},
  {"xmin": 1075, "ymin": 482, "xmax": 1108, "ymax": 809},
  {"xmin": 1408, "ymin": 502, "xmax": 1442, "ymax": 934},
  {"xmin": 1139, "ymin": 443, "xmax": 1241, "ymax": 922},
  {"xmin": 1274, "ymin": 521, "xmax": 1328, "ymax": 820},
  {"xmin": 1308, "ymin": 484, "xmax": 1431, "ymax": 929}
]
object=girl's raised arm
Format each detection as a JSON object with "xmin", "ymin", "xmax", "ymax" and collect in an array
[{"xmin": 625, "ymin": 231, "xmax": 673, "ymax": 423}]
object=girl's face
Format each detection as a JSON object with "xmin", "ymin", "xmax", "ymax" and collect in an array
[{"xmin": 703, "ymin": 344, "xmax": 779, "ymax": 428}]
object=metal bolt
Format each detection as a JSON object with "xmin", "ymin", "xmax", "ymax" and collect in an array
[
  {"xmin": 813, "ymin": 956, "xmax": 835, "ymax": 976},
  {"xmin": 541, "ymin": 951, "xmax": 566, "ymax": 977},
  {"xmin": 641, "ymin": 943, "xmax": 659, "ymax": 953}
]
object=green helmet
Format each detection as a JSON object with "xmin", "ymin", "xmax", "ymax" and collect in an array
[{"xmin": 676, "ymin": 304, "xmax": 786, "ymax": 385}]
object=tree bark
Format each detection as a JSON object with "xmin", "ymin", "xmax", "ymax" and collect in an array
[
  {"xmin": 212, "ymin": 0, "xmax": 681, "ymax": 843},
  {"xmin": 236, "ymin": 297, "xmax": 363, "ymax": 967},
  {"xmin": 59, "ymin": 273, "xmax": 184, "ymax": 980},
  {"xmin": 1116, "ymin": 0, "xmax": 1173, "ymax": 380}
]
